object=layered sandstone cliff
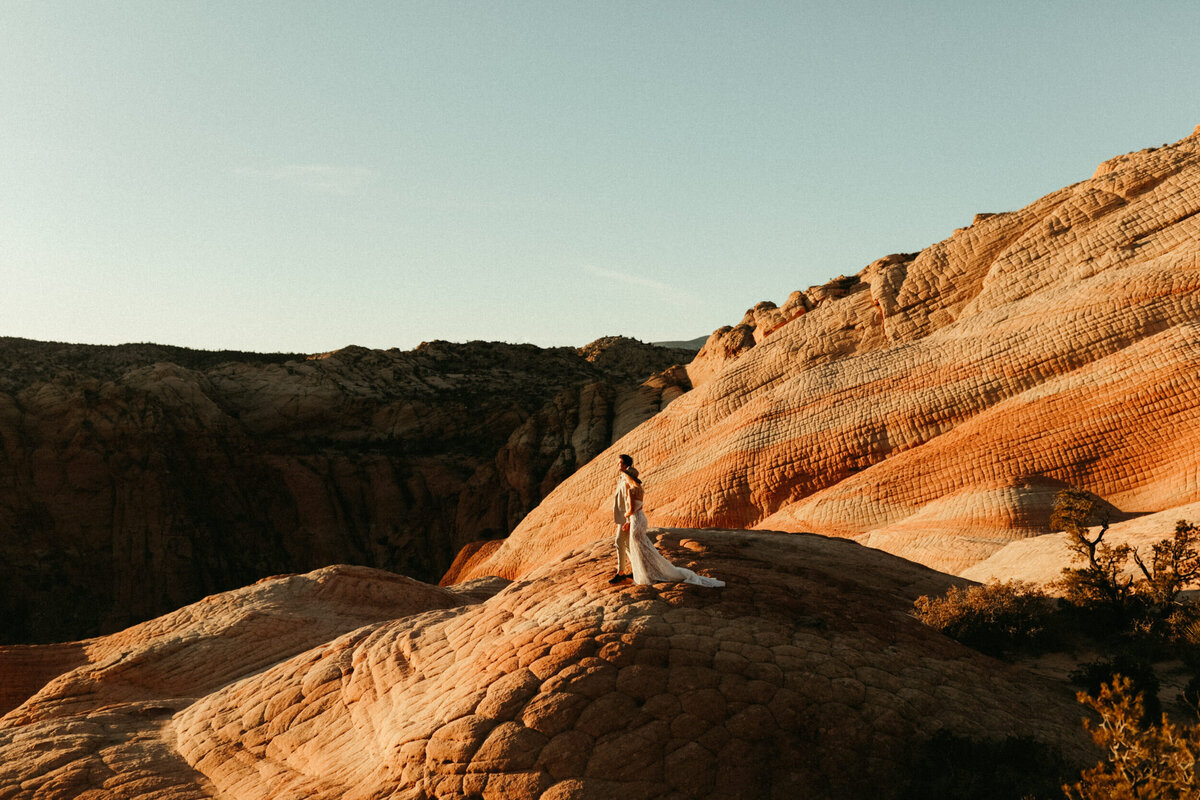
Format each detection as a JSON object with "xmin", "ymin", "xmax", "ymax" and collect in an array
[
  {"xmin": 0, "ymin": 336, "xmax": 691, "ymax": 643},
  {"xmin": 0, "ymin": 530, "xmax": 1091, "ymax": 799},
  {"xmin": 9, "ymin": 127, "xmax": 1200, "ymax": 800},
  {"xmin": 454, "ymin": 126, "xmax": 1200, "ymax": 585}
]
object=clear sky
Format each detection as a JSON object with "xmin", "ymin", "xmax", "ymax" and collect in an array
[{"xmin": 3, "ymin": 1, "xmax": 1198, "ymax": 354}]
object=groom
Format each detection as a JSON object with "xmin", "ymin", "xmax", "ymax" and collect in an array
[{"xmin": 609, "ymin": 454, "xmax": 636, "ymax": 583}]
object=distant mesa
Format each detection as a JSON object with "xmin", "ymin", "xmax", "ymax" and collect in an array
[{"xmin": 650, "ymin": 334, "xmax": 708, "ymax": 352}]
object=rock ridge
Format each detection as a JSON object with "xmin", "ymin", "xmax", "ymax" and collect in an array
[{"xmin": 454, "ymin": 126, "xmax": 1200, "ymax": 584}]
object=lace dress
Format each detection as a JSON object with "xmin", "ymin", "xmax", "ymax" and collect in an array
[{"xmin": 622, "ymin": 477, "xmax": 725, "ymax": 588}]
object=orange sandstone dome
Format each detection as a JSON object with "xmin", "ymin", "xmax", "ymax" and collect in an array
[
  {"xmin": 452, "ymin": 128, "xmax": 1200, "ymax": 585},
  {"xmin": 0, "ymin": 534, "xmax": 1090, "ymax": 799}
]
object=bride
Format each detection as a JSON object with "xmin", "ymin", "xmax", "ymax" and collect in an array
[{"xmin": 618, "ymin": 462, "xmax": 725, "ymax": 588}]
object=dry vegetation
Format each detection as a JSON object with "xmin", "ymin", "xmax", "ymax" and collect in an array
[
  {"xmin": 914, "ymin": 490, "xmax": 1200, "ymax": 799},
  {"xmin": 1066, "ymin": 678, "xmax": 1200, "ymax": 800},
  {"xmin": 912, "ymin": 581, "xmax": 1058, "ymax": 657}
]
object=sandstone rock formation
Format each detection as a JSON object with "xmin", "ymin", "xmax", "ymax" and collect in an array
[
  {"xmin": 962, "ymin": 499, "xmax": 1200, "ymax": 586},
  {"xmin": 13, "ymin": 127, "xmax": 1200, "ymax": 799},
  {"xmin": 0, "ymin": 530, "xmax": 1092, "ymax": 799},
  {"xmin": 0, "ymin": 336, "xmax": 692, "ymax": 643},
  {"xmin": 454, "ymin": 127, "xmax": 1200, "ymax": 586}
]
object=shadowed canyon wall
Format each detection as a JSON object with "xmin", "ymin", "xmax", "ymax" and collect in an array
[{"xmin": 0, "ymin": 336, "xmax": 692, "ymax": 643}]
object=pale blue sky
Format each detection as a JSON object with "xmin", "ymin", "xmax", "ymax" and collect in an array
[{"xmin": 2, "ymin": 1, "xmax": 1198, "ymax": 353}]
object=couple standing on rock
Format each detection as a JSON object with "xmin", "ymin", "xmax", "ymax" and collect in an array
[{"xmin": 609, "ymin": 454, "xmax": 725, "ymax": 588}]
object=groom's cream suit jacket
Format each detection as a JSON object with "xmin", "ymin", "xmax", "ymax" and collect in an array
[{"xmin": 612, "ymin": 481, "xmax": 629, "ymax": 524}]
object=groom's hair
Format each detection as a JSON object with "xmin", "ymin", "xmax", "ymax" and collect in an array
[{"xmin": 619, "ymin": 454, "xmax": 633, "ymax": 469}]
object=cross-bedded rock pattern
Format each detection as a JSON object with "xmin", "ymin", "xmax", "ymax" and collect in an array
[
  {"xmin": 455, "ymin": 127, "xmax": 1200, "ymax": 584},
  {"xmin": 0, "ymin": 530, "xmax": 1090, "ymax": 799},
  {"xmin": 0, "ymin": 336, "xmax": 691, "ymax": 643}
]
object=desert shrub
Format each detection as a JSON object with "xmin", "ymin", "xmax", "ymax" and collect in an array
[
  {"xmin": 900, "ymin": 729, "xmax": 1069, "ymax": 800},
  {"xmin": 913, "ymin": 580, "xmax": 1058, "ymax": 657},
  {"xmin": 1070, "ymin": 656, "xmax": 1162, "ymax": 725},
  {"xmin": 1053, "ymin": 491, "xmax": 1200, "ymax": 641},
  {"xmin": 1051, "ymin": 490, "xmax": 1133, "ymax": 615},
  {"xmin": 1064, "ymin": 676, "xmax": 1200, "ymax": 800},
  {"xmin": 1162, "ymin": 605, "xmax": 1200, "ymax": 646},
  {"xmin": 1131, "ymin": 521, "xmax": 1200, "ymax": 608},
  {"xmin": 831, "ymin": 274, "xmax": 860, "ymax": 292}
]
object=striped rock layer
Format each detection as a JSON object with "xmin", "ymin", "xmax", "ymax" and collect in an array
[
  {"xmin": 452, "ymin": 126, "xmax": 1200, "ymax": 584},
  {"xmin": 0, "ymin": 532, "xmax": 1089, "ymax": 799}
]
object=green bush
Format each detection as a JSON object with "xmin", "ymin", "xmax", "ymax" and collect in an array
[
  {"xmin": 913, "ymin": 581, "xmax": 1058, "ymax": 657},
  {"xmin": 1131, "ymin": 521, "xmax": 1200, "ymax": 608},
  {"xmin": 1052, "ymin": 491, "xmax": 1200, "ymax": 644}
]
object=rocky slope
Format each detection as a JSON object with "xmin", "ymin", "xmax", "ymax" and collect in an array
[
  {"xmin": 453, "ymin": 126, "xmax": 1200, "ymax": 585},
  {"xmin": 0, "ymin": 336, "xmax": 692, "ymax": 643},
  {"xmin": 7, "ymin": 126, "xmax": 1200, "ymax": 798},
  {"xmin": 0, "ymin": 529, "xmax": 1092, "ymax": 799}
]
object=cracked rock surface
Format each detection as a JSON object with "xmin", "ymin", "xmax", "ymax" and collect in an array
[{"xmin": 1, "ymin": 530, "xmax": 1090, "ymax": 799}]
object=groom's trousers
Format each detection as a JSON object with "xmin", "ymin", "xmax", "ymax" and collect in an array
[{"xmin": 614, "ymin": 524, "xmax": 631, "ymax": 574}]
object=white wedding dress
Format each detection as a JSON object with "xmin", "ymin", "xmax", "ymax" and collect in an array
[{"xmin": 623, "ymin": 478, "xmax": 725, "ymax": 588}]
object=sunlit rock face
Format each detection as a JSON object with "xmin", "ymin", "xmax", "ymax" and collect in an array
[
  {"xmin": 456, "ymin": 127, "xmax": 1200, "ymax": 585},
  {"xmin": 0, "ymin": 336, "xmax": 691, "ymax": 643},
  {"xmin": 0, "ymin": 531, "xmax": 1090, "ymax": 799},
  {"xmin": 962, "ymin": 500, "xmax": 1200, "ymax": 586},
  {"xmin": 7, "ymin": 127, "xmax": 1200, "ymax": 798}
]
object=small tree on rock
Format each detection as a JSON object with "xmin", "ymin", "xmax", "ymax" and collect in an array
[
  {"xmin": 1052, "ymin": 489, "xmax": 1133, "ymax": 613},
  {"xmin": 1131, "ymin": 521, "xmax": 1200, "ymax": 608}
]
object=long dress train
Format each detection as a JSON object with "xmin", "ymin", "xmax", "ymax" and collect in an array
[{"xmin": 624, "ymin": 485, "xmax": 724, "ymax": 588}]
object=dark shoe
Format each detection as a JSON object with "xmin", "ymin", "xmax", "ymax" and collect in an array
[{"xmin": 608, "ymin": 573, "xmax": 630, "ymax": 584}]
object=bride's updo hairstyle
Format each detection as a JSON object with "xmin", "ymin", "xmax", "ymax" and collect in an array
[{"xmin": 618, "ymin": 453, "xmax": 642, "ymax": 485}]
